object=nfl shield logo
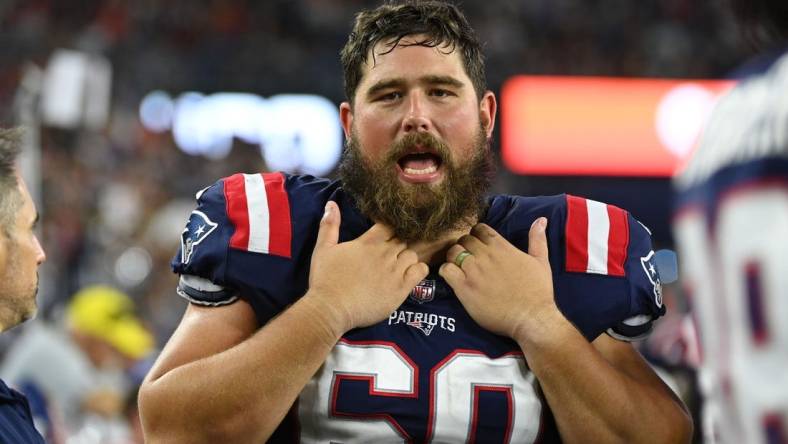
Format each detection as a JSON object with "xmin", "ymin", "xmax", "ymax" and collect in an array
[{"xmin": 409, "ymin": 279, "xmax": 436, "ymax": 304}]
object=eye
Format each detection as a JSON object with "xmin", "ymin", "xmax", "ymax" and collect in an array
[
  {"xmin": 430, "ymin": 88, "xmax": 454, "ymax": 98},
  {"xmin": 377, "ymin": 91, "xmax": 402, "ymax": 102}
]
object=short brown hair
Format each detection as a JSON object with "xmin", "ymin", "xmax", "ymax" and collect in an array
[
  {"xmin": 0, "ymin": 128, "xmax": 23, "ymax": 233},
  {"xmin": 340, "ymin": 1, "xmax": 487, "ymax": 104}
]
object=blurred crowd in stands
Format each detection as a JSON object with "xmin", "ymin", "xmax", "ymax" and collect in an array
[{"xmin": 0, "ymin": 0, "xmax": 754, "ymax": 442}]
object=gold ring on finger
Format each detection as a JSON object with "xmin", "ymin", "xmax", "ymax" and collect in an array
[{"xmin": 454, "ymin": 250, "xmax": 472, "ymax": 268}]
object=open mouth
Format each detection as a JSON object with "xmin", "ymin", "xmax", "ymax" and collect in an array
[{"xmin": 397, "ymin": 149, "xmax": 443, "ymax": 176}]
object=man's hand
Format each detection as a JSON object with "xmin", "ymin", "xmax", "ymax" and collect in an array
[
  {"xmin": 307, "ymin": 201, "xmax": 429, "ymax": 334},
  {"xmin": 439, "ymin": 218, "xmax": 559, "ymax": 342}
]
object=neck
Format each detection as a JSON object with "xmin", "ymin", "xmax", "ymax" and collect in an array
[{"xmin": 408, "ymin": 223, "xmax": 475, "ymax": 266}]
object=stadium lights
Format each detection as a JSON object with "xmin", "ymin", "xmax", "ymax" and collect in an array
[
  {"xmin": 41, "ymin": 49, "xmax": 112, "ymax": 130},
  {"xmin": 501, "ymin": 76, "xmax": 736, "ymax": 177},
  {"xmin": 139, "ymin": 91, "xmax": 343, "ymax": 176}
]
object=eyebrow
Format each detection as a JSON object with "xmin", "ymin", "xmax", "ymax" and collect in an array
[
  {"xmin": 365, "ymin": 79, "xmax": 406, "ymax": 99},
  {"xmin": 422, "ymin": 75, "xmax": 464, "ymax": 89},
  {"xmin": 365, "ymin": 75, "xmax": 465, "ymax": 98}
]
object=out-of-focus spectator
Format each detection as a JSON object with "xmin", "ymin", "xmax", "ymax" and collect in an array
[
  {"xmin": 0, "ymin": 126, "xmax": 47, "ymax": 443},
  {"xmin": 0, "ymin": 284, "xmax": 154, "ymax": 442}
]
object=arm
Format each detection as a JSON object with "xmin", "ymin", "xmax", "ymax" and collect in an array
[
  {"xmin": 139, "ymin": 202, "xmax": 428, "ymax": 443},
  {"xmin": 139, "ymin": 293, "xmax": 345, "ymax": 444},
  {"xmin": 516, "ymin": 308, "xmax": 692, "ymax": 443},
  {"xmin": 439, "ymin": 219, "xmax": 692, "ymax": 444}
]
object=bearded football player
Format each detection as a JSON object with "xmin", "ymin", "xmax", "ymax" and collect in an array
[{"xmin": 139, "ymin": 2, "xmax": 692, "ymax": 442}]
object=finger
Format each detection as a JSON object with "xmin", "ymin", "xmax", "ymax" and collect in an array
[
  {"xmin": 445, "ymin": 244, "xmax": 477, "ymax": 273},
  {"xmin": 528, "ymin": 217, "xmax": 550, "ymax": 263},
  {"xmin": 445, "ymin": 244, "xmax": 468, "ymax": 265},
  {"xmin": 315, "ymin": 201, "xmax": 341, "ymax": 250},
  {"xmin": 470, "ymin": 223, "xmax": 499, "ymax": 245},
  {"xmin": 396, "ymin": 249, "xmax": 418, "ymax": 267},
  {"xmin": 389, "ymin": 237, "xmax": 408, "ymax": 255},
  {"xmin": 404, "ymin": 262, "xmax": 430, "ymax": 288},
  {"xmin": 456, "ymin": 234, "xmax": 486, "ymax": 255},
  {"xmin": 438, "ymin": 262, "xmax": 466, "ymax": 289}
]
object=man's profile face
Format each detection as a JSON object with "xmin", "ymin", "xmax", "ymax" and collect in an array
[
  {"xmin": 339, "ymin": 35, "xmax": 497, "ymax": 241},
  {"xmin": 0, "ymin": 176, "xmax": 46, "ymax": 331}
]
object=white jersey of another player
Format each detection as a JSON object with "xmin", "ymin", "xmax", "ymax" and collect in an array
[{"xmin": 674, "ymin": 51, "xmax": 788, "ymax": 444}]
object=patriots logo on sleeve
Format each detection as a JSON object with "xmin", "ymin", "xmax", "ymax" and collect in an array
[
  {"xmin": 181, "ymin": 211, "xmax": 218, "ymax": 264},
  {"xmin": 640, "ymin": 250, "xmax": 663, "ymax": 308}
]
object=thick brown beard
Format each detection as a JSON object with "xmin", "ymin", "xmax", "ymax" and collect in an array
[{"xmin": 339, "ymin": 128, "xmax": 495, "ymax": 242}]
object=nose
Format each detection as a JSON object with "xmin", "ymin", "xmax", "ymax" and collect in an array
[
  {"xmin": 34, "ymin": 235, "xmax": 46, "ymax": 265},
  {"xmin": 401, "ymin": 92, "xmax": 431, "ymax": 133}
]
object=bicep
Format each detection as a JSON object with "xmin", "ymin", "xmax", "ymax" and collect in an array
[{"xmin": 145, "ymin": 298, "xmax": 258, "ymax": 384}]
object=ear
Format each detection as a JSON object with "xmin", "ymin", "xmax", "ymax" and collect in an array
[
  {"xmin": 479, "ymin": 91, "xmax": 497, "ymax": 138},
  {"xmin": 339, "ymin": 102, "xmax": 354, "ymax": 140}
]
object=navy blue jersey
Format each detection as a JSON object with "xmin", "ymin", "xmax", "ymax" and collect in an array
[
  {"xmin": 173, "ymin": 172, "xmax": 664, "ymax": 443},
  {"xmin": 0, "ymin": 379, "xmax": 45, "ymax": 444}
]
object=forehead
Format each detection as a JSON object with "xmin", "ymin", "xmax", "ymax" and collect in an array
[{"xmin": 359, "ymin": 36, "xmax": 469, "ymax": 86}]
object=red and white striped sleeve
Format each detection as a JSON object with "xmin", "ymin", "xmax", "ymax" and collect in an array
[
  {"xmin": 224, "ymin": 172, "xmax": 292, "ymax": 258},
  {"xmin": 173, "ymin": 172, "xmax": 294, "ymax": 307},
  {"xmin": 560, "ymin": 194, "xmax": 666, "ymax": 341},
  {"xmin": 564, "ymin": 195, "xmax": 630, "ymax": 277}
]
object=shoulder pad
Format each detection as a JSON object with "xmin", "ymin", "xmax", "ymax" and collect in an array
[
  {"xmin": 172, "ymin": 173, "xmax": 339, "ymax": 318},
  {"xmin": 172, "ymin": 172, "xmax": 294, "ymax": 305},
  {"xmin": 554, "ymin": 195, "xmax": 665, "ymax": 340}
]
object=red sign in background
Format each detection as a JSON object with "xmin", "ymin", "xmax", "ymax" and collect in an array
[{"xmin": 501, "ymin": 76, "xmax": 735, "ymax": 177}]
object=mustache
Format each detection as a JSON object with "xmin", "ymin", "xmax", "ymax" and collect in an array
[{"xmin": 383, "ymin": 132, "xmax": 452, "ymax": 166}]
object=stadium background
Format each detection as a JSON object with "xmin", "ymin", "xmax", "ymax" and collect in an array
[{"xmin": 0, "ymin": 1, "xmax": 753, "ymax": 442}]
